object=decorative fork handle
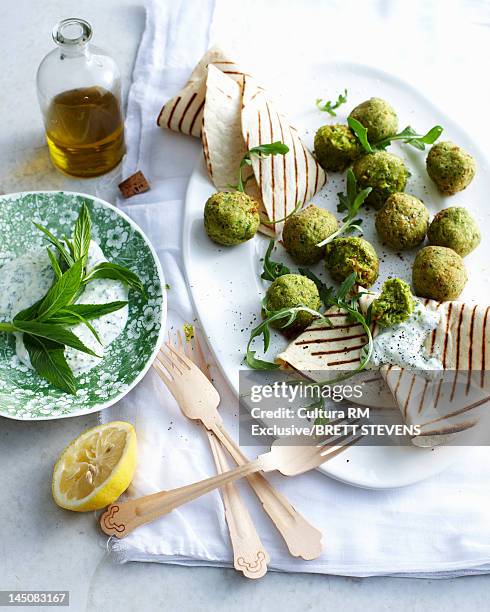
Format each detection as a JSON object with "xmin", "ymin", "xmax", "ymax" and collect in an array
[
  {"xmin": 100, "ymin": 459, "xmax": 262, "ymax": 538},
  {"xmin": 210, "ymin": 422, "xmax": 323, "ymax": 560},
  {"xmin": 207, "ymin": 432, "xmax": 269, "ymax": 579}
]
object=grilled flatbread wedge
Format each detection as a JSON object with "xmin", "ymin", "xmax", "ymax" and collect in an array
[
  {"xmin": 241, "ymin": 75, "xmax": 327, "ymax": 233},
  {"xmin": 277, "ymin": 294, "xmax": 490, "ymax": 446},
  {"xmin": 275, "ymin": 307, "xmax": 397, "ymax": 409},
  {"xmin": 157, "ymin": 46, "xmax": 247, "ymax": 137},
  {"xmin": 157, "ymin": 48, "xmax": 327, "ymax": 235},
  {"xmin": 381, "ymin": 300, "xmax": 490, "ymax": 447}
]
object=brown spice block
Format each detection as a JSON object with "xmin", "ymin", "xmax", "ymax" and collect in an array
[{"xmin": 118, "ymin": 171, "xmax": 150, "ymax": 198}]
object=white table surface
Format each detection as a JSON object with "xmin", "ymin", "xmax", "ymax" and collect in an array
[{"xmin": 1, "ymin": 1, "xmax": 489, "ymax": 611}]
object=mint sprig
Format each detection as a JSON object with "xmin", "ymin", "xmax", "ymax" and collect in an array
[{"xmin": 0, "ymin": 204, "xmax": 145, "ymax": 394}]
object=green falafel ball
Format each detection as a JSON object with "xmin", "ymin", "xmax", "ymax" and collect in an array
[
  {"xmin": 264, "ymin": 274, "xmax": 322, "ymax": 332},
  {"xmin": 376, "ymin": 193, "xmax": 429, "ymax": 250},
  {"xmin": 348, "ymin": 97, "xmax": 398, "ymax": 143},
  {"xmin": 282, "ymin": 205, "xmax": 338, "ymax": 265},
  {"xmin": 412, "ymin": 246, "xmax": 467, "ymax": 301},
  {"xmin": 371, "ymin": 278, "xmax": 415, "ymax": 327},
  {"xmin": 204, "ymin": 191, "xmax": 260, "ymax": 246},
  {"xmin": 314, "ymin": 124, "xmax": 362, "ymax": 172},
  {"xmin": 426, "ymin": 141, "xmax": 476, "ymax": 196},
  {"xmin": 325, "ymin": 236, "xmax": 379, "ymax": 288},
  {"xmin": 353, "ymin": 151, "xmax": 409, "ymax": 210},
  {"xmin": 428, "ymin": 207, "xmax": 481, "ymax": 257}
]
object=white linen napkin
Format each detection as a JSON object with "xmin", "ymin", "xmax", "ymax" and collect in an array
[{"xmin": 101, "ymin": 0, "xmax": 490, "ymax": 577}]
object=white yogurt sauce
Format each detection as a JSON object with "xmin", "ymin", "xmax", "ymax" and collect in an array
[
  {"xmin": 369, "ymin": 300, "xmax": 443, "ymax": 373},
  {"xmin": 0, "ymin": 241, "xmax": 128, "ymax": 376}
]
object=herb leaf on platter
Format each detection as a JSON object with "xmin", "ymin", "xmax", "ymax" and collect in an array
[
  {"xmin": 316, "ymin": 169, "xmax": 371, "ymax": 247},
  {"xmin": 47, "ymin": 249, "xmax": 62, "ymax": 279},
  {"xmin": 297, "ymin": 270, "xmax": 374, "ymax": 378},
  {"xmin": 230, "ymin": 141, "xmax": 289, "ymax": 193},
  {"xmin": 24, "ymin": 334, "xmax": 77, "ymax": 395},
  {"xmin": 37, "ymin": 259, "xmax": 84, "ymax": 321},
  {"xmin": 72, "ymin": 203, "xmax": 92, "ymax": 264},
  {"xmin": 33, "ymin": 222, "xmax": 74, "ymax": 269},
  {"xmin": 315, "ymin": 89, "xmax": 348, "ymax": 116},
  {"xmin": 47, "ymin": 301, "xmax": 128, "ymax": 323},
  {"xmin": 375, "ymin": 124, "xmax": 443, "ymax": 150},
  {"xmin": 261, "ymin": 240, "xmax": 291, "ymax": 281},
  {"xmin": 83, "ymin": 262, "xmax": 146, "ymax": 296},
  {"xmin": 13, "ymin": 320, "xmax": 100, "ymax": 357},
  {"xmin": 246, "ymin": 306, "xmax": 326, "ymax": 370},
  {"xmin": 348, "ymin": 117, "xmax": 443, "ymax": 153},
  {"xmin": 347, "ymin": 117, "xmax": 373, "ymax": 153}
]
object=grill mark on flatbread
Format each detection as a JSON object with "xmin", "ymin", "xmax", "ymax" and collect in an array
[
  {"xmin": 278, "ymin": 118, "xmax": 287, "ymax": 219},
  {"xmin": 306, "ymin": 323, "xmax": 362, "ymax": 332},
  {"xmin": 295, "ymin": 333, "xmax": 367, "ymax": 346},
  {"xmin": 450, "ymin": 304, "xmax": 465, "ymax": 402},
  {"xmin": 326, "ymin": 357, "xmax": 360, "ymax": 366},
  {"xmin": 442, "ymin": 302, "xmax": 453, "ymax": 368},
  {"xmin": 402, "ymin": 374, "xmax": 417, "ymax": 421},
  {"xmin": 166, "ymin": 96, "xmax": 182, "ymax": 130},
  {"xmin": 301, "ymin": 143, "xmax": 309, "ymax": 203},
  {"xmin": 311, "ymin": 343, "xmax": 365, "ymax": 357},
  {"xmin": 434, "ymin": 302, "xmax": 454, "ymax": 409},
  {"xmin": 157, "ymin": 103, "xmax": 166, "ymax": 126},
  {"xmin": 421, "ymin": 394, "xmax": 490, "ymax": 427},
  {"xmin": 466, "ymin": 305, "xmax": 477, "ymax": 394},
  {"xmin": 418, "ymin": 379, "xmax": 429, "ymax": 415},
  {"xmin": 292, "ymin": 136, "xmax": 299, "ymax": 206},
  {"xmin": 178, "ymin": 92, "xmax": 198, "ymax": 132},
  {"xmin": 189, "ymin": 99, "xmax": 205, "ymax": 136},
  {"xmin": 265, "ymin": 102, "xmax": 276, "ymax": 222},
  {"xmin": 394, "ymin": 368, "xmax": 403, "ymax": 396},
  {"xmin": 201, "ymin": 126, "xmax": 213, "ymax": 179},
  {"xmin": 481, "ymin": 306, "xmax": 490, "ymax": 388},
  {"xmin": 313, "ymin": 150, "xmax": 320, "ymax": 194}
]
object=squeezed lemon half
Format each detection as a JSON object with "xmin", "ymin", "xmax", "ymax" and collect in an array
[{"xmin": 52, "ymin": 421, "xmax": 137, "ymax": 512}]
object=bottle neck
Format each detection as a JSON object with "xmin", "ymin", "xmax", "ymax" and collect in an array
[{"xmin": 52, "ymin": 18, "xmax": 92, "ymax": 60}]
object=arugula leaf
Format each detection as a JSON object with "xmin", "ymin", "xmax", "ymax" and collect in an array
[
  {"xmin": 37, "ymin": 259, "xmax": 84, "ymax": 321},
  {"xmin": 316, "ymin": 169, "xmax": 371, "ymax": 247},
  {"xmin": 230, "ymin": 141, "xmax": 289, "ymax": 192},
  {"xmin": 24, "ymin": 334, "xmax": 77, "ymax": 395},
  {"xmin": 316, "ymin": 89, "xmax": 348, "ymax": 116},
  {"xmin": 246, "ymin": 306, "xmax": 325, "ymax": 370},
  {"xmin": 12, "ymin": 320, "xmax": 100, "ymax": 357},
  {"xmin": 261, "ymin": 240, "xmax": 291, "ymax": 281},
  {"xmin": 347, "ymin": 117, "xmax": 373, "ymax": 153},
  {"xmin": 297, "ymin": 268, "xmax": 334, "ymax": 309},
  {"xmin": 375, "ymin": 124, "xmax": 443, "ymax": 151},
  {"xmin": 83, "ymin": 262, "xmax": 145, "ymax": 296},
  {"xmin": 72, "ymin": 203, "xmax": 92, "ymax": 264},
  {"xmin": 33, "ymin": 222, "xmax": 74, "ymax": 269}
]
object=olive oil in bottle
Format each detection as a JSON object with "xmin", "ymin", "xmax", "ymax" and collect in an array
[
  {"xmin": 45, "ymin": 86, "xmax": 125, "ymax": 178},
  {"xmin": 37, "ymin": 18, "xmax": 126, "ymax": 178}
]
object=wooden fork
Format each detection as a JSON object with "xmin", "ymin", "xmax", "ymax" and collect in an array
[
  {"xmin": 100, "ymin": 392, "xmax": 361, "ymax": 540},
  {"xmin": 158, "ymin": 330, "xmax": 324, "ymax": 560},
  {"xmin": 169, "ymin": 330, "xmax": 269, "ymax": 579}
]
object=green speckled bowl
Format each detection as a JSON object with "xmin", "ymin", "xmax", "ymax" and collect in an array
[{"xmin": 0, "ymin": 192, "xmax": 165, "ymax": 420}]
